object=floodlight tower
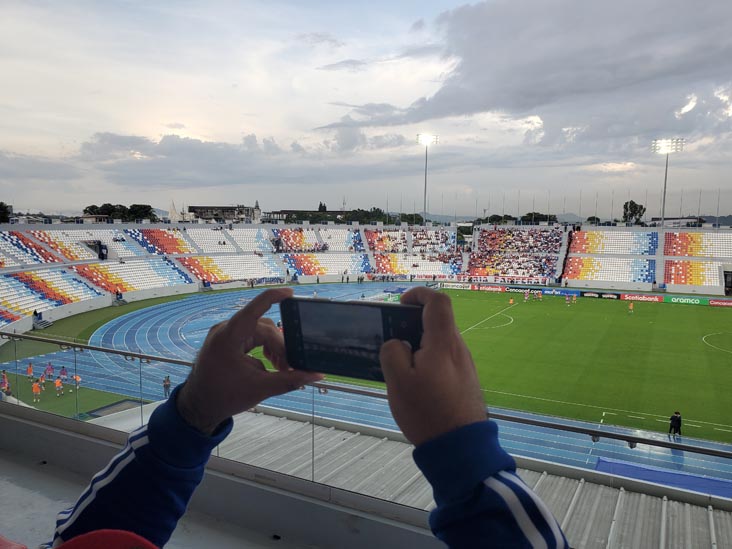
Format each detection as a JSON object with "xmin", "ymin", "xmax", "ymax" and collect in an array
[
  {"xmin": 651, "ymin": 138, "xmax": 684, "ymax": 227},
  {"xmin": 417, "ymin": 134, "xmax": 438, "ymax": 225}
]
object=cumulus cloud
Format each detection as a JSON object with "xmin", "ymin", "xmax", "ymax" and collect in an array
[
  {"xmin": 0, "ymin": 150, "xmax": 80, "ymax": 180},
  {"xmin": 296, "ymin": 32, "xmax": 344, "ymax": 48},
  {"xmin": 409, "ymin": 19, "xmax": 425, "ymax": 33},
  {"xmin": 328, "ymin": 0, "xmax": 732, "ymax": 150},
  {"xmin": 318, "ymin": 59, "xmax": 370, "ymax": 72}
]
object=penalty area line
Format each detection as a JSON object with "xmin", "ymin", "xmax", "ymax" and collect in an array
[{"xmin": 461, "ymin": 303, "xmax": 518, "ymax": 334}]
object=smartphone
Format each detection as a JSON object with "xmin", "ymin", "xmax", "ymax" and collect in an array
[{"xmin": 280, "ymin": 297, "xmax": 423, "ymax": 382}]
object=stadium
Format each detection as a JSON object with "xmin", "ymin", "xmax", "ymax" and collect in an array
[
  {"xmin": 1, "ymin": 221, "xmax": 732, "ymax": 547},
  {"xmin": 4, "ymin": 1, "xmax": 732, "ymax": 546}
]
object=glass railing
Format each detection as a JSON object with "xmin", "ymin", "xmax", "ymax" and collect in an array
[{"xmin": 2, "ymin": 330, "xmax": 732, "ymax": 512}]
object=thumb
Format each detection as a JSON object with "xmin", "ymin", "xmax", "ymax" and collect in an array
[
  {"xmin": 379, "ymin": 339, "xmax": 414, "ymax": 388},
  {"xmin": 258, "ymin": 369, "xmax": 323, "ymax": 398}
]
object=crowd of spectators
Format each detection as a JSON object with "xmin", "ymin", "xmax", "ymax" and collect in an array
[
  {"xmin": 475, "ymin": 227, "xmax": 563, "ymax": 254},
  {"xmin": 411, "ymin": 229, "xmax": 456, "ymax": 254},
  {"xmin": 467, "ymin": 253, "xmax": 558, "ymax": 278},
  {"xmin": 364, "ymin": 229, "xmax": 408, "ymax": 253},
  {"xmin": 272, "ymin": 228, "xmax": 328, "ymax": 253}
]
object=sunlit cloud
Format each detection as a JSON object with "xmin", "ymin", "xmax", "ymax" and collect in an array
[{"xmin": 675, "ymin": 94, "xmax": 698, "ymax": 119}]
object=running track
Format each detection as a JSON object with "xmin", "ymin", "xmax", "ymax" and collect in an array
[{"xmin": 4, "ymin": 283, "xmax": 732, "ymax": 495}]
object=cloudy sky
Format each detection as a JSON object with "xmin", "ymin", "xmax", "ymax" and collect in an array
[{"xmin": 1, "ymin": 0, "xmax": 731, "ymax": 219}]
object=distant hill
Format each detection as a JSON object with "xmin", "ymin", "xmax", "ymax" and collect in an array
[{"xmin": 702, "ymin": 214, "xmax": 732, "ymax": 226}]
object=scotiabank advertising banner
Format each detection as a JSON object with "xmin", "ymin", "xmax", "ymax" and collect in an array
[
  {"xmin": 620, "ymin": 294, "xmax": 664, "ymax": 303},
  {"xmin": 710, "ymin": 299, "xmax": 732, "ymax": 307},
  {"xmin": 470, "ymin": 284, "xmax": 506, "ymax": 292}
]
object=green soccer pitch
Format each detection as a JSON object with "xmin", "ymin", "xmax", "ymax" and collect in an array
[
  {"xmin": 444, "ymin": 289, "xmax": 732, "ymax": 443},
  {"xmin": 3, "ymin": 287, "xmax": 730, "ymax": 442}
]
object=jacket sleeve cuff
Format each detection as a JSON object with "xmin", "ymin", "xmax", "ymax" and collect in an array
[
  {"xmin": 413, "ymin": 420, "xmax": 515, "ymax": 505},
  {"xmin": 146, "ymin": 383, "xmax": 233, "ymax": 469}
]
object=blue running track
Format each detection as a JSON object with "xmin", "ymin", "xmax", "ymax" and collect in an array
[{"xmin": 4, "ymin": 282, "xmax": 732, "ymax": 496}]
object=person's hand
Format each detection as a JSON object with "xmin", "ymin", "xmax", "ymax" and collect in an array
[
  {"xmin": 379, "ymin": 287, "xmax": 487, "ymax": 446},
  {"xmin": 177, "ymin": 288, "xmax": 323, "ymax": 435}
]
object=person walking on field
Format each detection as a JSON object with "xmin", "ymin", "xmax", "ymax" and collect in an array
[{"xmin": 669, "ymin": 411, "xmax": 682, "ymax": 439}]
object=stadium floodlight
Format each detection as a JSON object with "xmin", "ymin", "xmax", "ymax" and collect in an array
[
  {"xmin": 417, "ymin": 134, "xmax": 439, "ymax": 225},
  {"xmin": 652, "ymin": 138, "xmax": 685, "ymax": 227}
]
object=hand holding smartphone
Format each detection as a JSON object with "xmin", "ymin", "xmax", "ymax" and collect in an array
[{"xmin": 280, "ymin": 297, "xmax": 423, "ymax": 382}]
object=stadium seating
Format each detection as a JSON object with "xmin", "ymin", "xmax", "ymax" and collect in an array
[
  {"xmin": 226, "ymin": 227, "xmax": 274, "ymax": 252},
  {"xmin": 364, "ymin": 229, "xmax": 408, "ymax": 253},
  {"xmin": 410, "ymin": 229, "xmax": 457, "ymax": 254},
  {"xmin": 125, "ymin": 228, "xmax": 195, "ymax": 255},
  {"xmin": 177, "ymin": 255, "xmax": 284, "ymax": 283},
  {"xmin": 373, "ymin": 253, "xmax": 461, "ymax": 277},
  {"xmin": 0, "ymin": 309, "xmax": 21, "ymax": 328},
  {"xmin": 564, "ymin": 257, "xmax": 656, "ymax": 283},
  {"xmin": 664, "ymin": 260, "xmax": 722, "ymax": 286},
  {"xmin": 318, "ymin": 228, "xmax": 365, "ymax": 251},
  {"xmin": 664, "ymin": 232, "xmax": 732, "ymax": 258},
  {"xmin": 31, "ymin": 230, "xmax": 98, "ymax": 261},
  {"xmin": 272, "ymin": 228, "xmax": 324, "ymax": 252},
  {"xmin": 282, "ymin": 253, "xmax": 370, "ymax": 276},
  {"xmin": 569, "ymin": 231, "xmax": 658, "ymax": 255},
  {"xmin": 0, "ymin": 231, "xmax": 59, "ymax": 265},
  {"xmin": 71, "ymin": 258, "xmax": 193, "ymax": 292},
  {"xmin": 0, "ymin": 249, "xmax": 19, "ymax": 269},
  {"xmin": 185, "ymin": 228, "xmax": 235, "ymax": 253},
  {"xmin": 467, "ymin": 253, "xmax": 558, "ymax": 278},
  {"xmin": 31, "ymin": 229, "xmax": 144, "ymax": 259},
  {"xmin": 466, "ymin": 227, "xmax": 562, "ymax": 279},
  {"xmin": 0, "ymin": 269, "xmax": 103, "ymax": 316}
]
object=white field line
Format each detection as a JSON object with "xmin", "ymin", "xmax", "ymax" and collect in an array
[
  {"xmin": 461, "ymin": 304, "xmax": 518, "ymax": 334},
  {"xmin": 473, "ymin": 314, "xmax": 514, "ymax": 329},
  {"xmin": 628, "ymin": 415, "xmax": 646, "ymax": 420},
  {"xmin": 686, "ymin": 424, "xmax": 701, "ymax": 428},
  {"xmin": 701, "ymin": 333, "xmax": 732, "ymax": 355},
  {"xmin": 714, "ymin": 428, "xmax": 732, "ymax": 433},
  {"xmin": 486, "ymin": 389, "xmax": 732, "ymax": 429}
]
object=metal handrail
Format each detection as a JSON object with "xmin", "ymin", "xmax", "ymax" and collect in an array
[{"xmin": 2, "ymin": 330, "xmax": 732, "ymax": 460}]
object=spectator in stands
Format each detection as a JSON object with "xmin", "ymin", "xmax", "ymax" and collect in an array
[
  {"xmin": 163, "ymin": 376, "xmax": 172, "ymax": 399},
  {"xmin": 50, "ymin": 288, "xmax": 566, "ymax": 548}
]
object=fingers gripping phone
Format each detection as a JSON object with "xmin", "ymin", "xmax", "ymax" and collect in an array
[{"xmin": 280, "ymin": 297, "xmax": 423, "ymax": 382}]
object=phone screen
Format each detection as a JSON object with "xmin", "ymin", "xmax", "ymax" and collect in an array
[{"xmin": 280, "ymin": 297, "xmax": 423, "ymax": 381}]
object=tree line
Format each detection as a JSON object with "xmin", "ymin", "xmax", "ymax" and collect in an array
[{"xmin": 83, "ymin": 203, "xmax": 158, "ymax": 222}]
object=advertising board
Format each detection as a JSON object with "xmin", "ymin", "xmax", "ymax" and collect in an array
[
  {"xmin": 620, "ymin": 294, "xmax": 664, "ymax": 303},
  {"xmin": 471, "ymin": 285, "xmax": 506, "ymax": 292},
  {"xmin": 540, "ymin": 288, "xmax": 582, "ymax": 297},
  {"xmin": 709, "ymin": 299, "xmax": 732, "ymax": 307},
  {"xmin": 663, "ymin": 296, "xmax": 709, "ymax": 305},
  {"xmin": 581, "ymin": 291, "xmax": 620, "ymax": 299}
]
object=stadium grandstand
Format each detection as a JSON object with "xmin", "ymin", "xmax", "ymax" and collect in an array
[
  {"xmin": 1, "ymin": 222, "xmax": 731, "ymax": 325},
  {"xmin": 2, "ymin": 221, "xmax": 732, "ymax": 547}
]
